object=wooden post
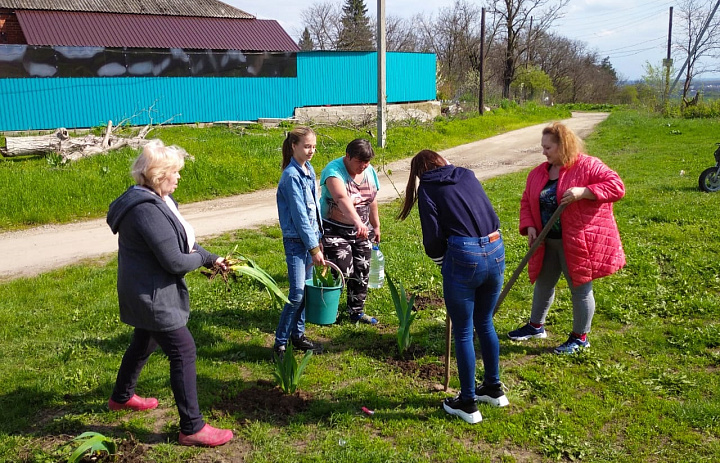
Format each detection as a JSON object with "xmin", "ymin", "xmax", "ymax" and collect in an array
[{"xmin": 444, "ymin": 314, "xmax": 452, "ymax": 391}]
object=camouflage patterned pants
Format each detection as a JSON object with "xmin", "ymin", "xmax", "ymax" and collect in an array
[{"xmin": 321, "ymin": 221, "xmax": 374, "ymax": 316}]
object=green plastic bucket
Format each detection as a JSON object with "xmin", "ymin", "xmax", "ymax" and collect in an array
[{"xmin": 304, "ymin": 262, "xmax": 344, "ymax": 325}]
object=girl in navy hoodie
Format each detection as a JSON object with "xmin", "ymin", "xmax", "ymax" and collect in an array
[{"xmin": 398, "ymin": 150, "xmax": 508, "ymax": 424}]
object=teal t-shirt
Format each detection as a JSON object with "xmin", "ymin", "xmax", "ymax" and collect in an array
[{"xmin": 320, "ymin": 157, "xmax": 380, "ymax": 225}]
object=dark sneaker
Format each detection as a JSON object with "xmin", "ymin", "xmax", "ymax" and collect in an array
[
  {"xmin": 291, "ymin": 334, "xmax": 323, "ymax": 354},
  {"xmin": 442, "ymin": 395, "xmax": 482, "ymax": 424},
  {"xmin": 273, "ymin": 344, "xmax": 286, "ymax": 362},
  {"xmin": 475, "ymin": 382, "xmax": 509, "ymax": 408},
  {"xmin": 553, "ymin": 335, "xmax": 590, "ymax": 354},
  {"xmin": 508, "ymin": 323, "xmax": 547, "ymax": 341},
  {"xmin": 350, "ymin": 312, "xmax": 378, "ymax": 325}
]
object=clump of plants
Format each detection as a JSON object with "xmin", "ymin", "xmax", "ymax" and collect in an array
[
  {"xmin": 202, "ymin": 245, "xmax": 289, "ymax": 306},
  {"xmin": 273, "ymin": 342, "xmax": 313, "ymax": 394},
  {"xmin": 311, "ymin": 263, "xmax": 342, "ymax": 287},
  {"xmin": 387, "ymin": 273, "xmax": 416, "ymax": 355},
  {"xmin": 65, "ymin": 432, "xmax": 116, "ymax": 463}
]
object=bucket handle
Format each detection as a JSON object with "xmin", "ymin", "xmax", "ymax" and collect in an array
[{"xmin": 314, "ymin": 260, "xmax": 345, "ymax": 289}]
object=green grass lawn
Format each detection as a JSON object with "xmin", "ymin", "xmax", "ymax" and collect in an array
[{"xmin": 1, "ymin": 109, "xmax": 719, "ymax": 462}]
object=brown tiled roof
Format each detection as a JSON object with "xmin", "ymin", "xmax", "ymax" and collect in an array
[
  {"xmin": 0, "ymin": 0, "xmax": 253, "ymax": 18},
  {"xmin": 16, "ymin": 10, "xmax": 299, "ymax": 51}
]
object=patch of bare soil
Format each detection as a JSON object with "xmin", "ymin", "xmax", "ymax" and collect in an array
[
  {"xmin": 214, "ymin": 379, "xmax": 312, "ymax": 425},
  {"xmin": 385, "ymin": 355, "xmax": 446, "ymax": 382},
  {"xmin": 412, "ymin": 294, "xmax": 445, "ymax": 311}
]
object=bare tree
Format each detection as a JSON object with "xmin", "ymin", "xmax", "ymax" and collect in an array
[
  {"xmin": 415, "ymin": 1, "xmax": 485, "ymax": 100},
  {"xmin": 301, "ymin": 2, "xmax": 342, "ymax": 51},
  {"xmin": 673, "ymin": 0, "xmax": 720, "ymax": 106},
  {"xmin": 384, "ymin": 15, "xmax": 419, "ymax": 52},
  {"xmin": 484, "ymin": 0, "xmax": 569, "ymax": 99},
  {"xmin": 531, "ymin": 32, "xmax": 619, "ymax": 103}
]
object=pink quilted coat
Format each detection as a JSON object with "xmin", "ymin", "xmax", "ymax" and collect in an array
[{"xmin": 519, "ymin": 154, "xmax": 626, "ymax": 287}]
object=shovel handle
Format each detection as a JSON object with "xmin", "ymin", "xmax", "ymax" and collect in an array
[{"xmin": 492, "ymin": 203, "xmax": 567, "ymax": 316}]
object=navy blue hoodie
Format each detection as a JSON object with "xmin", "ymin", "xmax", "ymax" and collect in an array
[{"xmin": 417, "ymin": 165, "xmax": 500, "ymax": 262}]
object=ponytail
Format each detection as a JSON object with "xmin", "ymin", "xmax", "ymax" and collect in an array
[{"xmin": 281, "ymin": 126, "xmax": 315, "ymax": 170}]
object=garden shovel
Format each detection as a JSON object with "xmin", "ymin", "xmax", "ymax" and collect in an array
[{"xmin": 492, "ymin": 202, "xmax": 566, "ymax": 315}]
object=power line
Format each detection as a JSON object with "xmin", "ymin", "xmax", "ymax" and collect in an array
[{"xmin": 596, "ymin": 36, "xmax": 666, "ymax": 54}]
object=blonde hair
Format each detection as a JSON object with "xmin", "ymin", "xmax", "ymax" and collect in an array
[
  {"xmin": 542, "ymin": 122, "xmax": 584, "ymax": 167},
  {"xmin": 131, "ymin": 140, "xmax": 186, "ymax": 190}
]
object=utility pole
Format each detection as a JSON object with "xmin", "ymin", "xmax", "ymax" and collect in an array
[
  {"xmin": 376, "ymin": 0, "xmax": 387, "ymax": 148},
  {"xmin": 663, "ymin": 6, "xmax": 673, "ymax": 105},
  {"xmin": 670, "ymin": 0, "xmax": 720, "ymax": 94},
  {"xmin": 479, "ymin": 7, "xmax": 485, "ymax": 114}
]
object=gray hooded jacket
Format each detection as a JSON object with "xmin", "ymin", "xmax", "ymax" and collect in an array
[{"xmin": 107, "ymin": 186, "xmax": 218, "ymax": 332}]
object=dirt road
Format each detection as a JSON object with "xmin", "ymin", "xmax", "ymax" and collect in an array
[{"xmin": 0, "ymin": 112, "xmax": 608, "ymax": 280}]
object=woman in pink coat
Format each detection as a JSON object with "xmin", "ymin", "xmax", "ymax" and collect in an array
[{"xmin": 508, "ymin": 122, "xmax": 625, "ymax": 354}]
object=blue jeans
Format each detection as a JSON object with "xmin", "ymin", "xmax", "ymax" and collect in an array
[
  {"xmin": 275, "ymin": 238, "xmax": 312, "ymax": 347},
  {"xmin": 443, "ymin": 235, "xmax": 505, "ymax": 401}
]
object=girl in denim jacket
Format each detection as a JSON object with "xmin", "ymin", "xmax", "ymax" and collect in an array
[{"xmin": 274, "ymin": 127, "xmax": 325, "ymax": 358}]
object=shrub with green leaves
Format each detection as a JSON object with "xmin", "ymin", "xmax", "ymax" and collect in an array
[
  {"xmin": 273, "ymin": 342, "xmax": 313, "ymax": 394},
  {"xmin": 387, "ymin": 273, "xmax": 416, "ymax": 355}
]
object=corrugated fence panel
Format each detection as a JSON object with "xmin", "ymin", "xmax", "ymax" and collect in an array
[
  {"xmin": 298, "ymin": 51, "xmax": 436, "ymax": 107},
  {"xmin": 0, "ymin": 76, "xmax": 298, "ymax": 131},
  {"xmin": 0, "ymin": 51, "xmax": 436, "ymax": 131},
  {"xmin": 298, "ymin": 51, "xmax": 377, "ymax": 107},
  {"xmin": 387, "ymin": 52, "xmax": 436, "ymax": 103}
]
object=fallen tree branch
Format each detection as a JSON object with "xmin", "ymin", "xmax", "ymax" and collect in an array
[{"xmin": 1, "ymin": 113, "xmax": 180, "ymax": 162}]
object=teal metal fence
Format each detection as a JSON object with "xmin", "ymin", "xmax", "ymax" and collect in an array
[{"xmin": 0, "ymin": 51, "xmax": 435, "ymax": 131}]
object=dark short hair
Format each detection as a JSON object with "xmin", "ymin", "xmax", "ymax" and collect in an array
[{"xmin": 345, "ymin": 138, "xmax": 375, "ymax": 162}]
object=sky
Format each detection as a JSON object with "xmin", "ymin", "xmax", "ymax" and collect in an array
[{"xmin": 224, "ymin": 0, "xmax": 717, "ymax": 81}]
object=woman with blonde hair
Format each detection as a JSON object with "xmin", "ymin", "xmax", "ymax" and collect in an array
[
  {"xmin": 107, "ymin": 140, "xmax": 233, "ymax": 447},
  {"xmin": 508, "ymin": 122, "xmax": 626, "ymax": 354}
]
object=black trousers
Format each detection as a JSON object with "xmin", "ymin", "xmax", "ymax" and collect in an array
[
  {"xmin": 111, "ymin": 326, "xmax": 204, "ymax": 435},
  {"xmin": 322, "ymin": 220, "xmax": 374, "ymax": 316}
]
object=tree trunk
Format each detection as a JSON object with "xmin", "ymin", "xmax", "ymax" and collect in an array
[{"xmin": 1, "ymin": 128, "xmax": 69, "ymax": 157}]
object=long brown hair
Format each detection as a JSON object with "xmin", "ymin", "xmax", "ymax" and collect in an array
[
  {"xmin": 398, "ymin": 150, "xmax": 447, "ymax": 220},
  {"xmin": 281, "ymin": 126, "xmax": 315, "ymax": 170},
  {"xmin": 542, "ymin": 121, "xmax": 584, "ymax": 167}
]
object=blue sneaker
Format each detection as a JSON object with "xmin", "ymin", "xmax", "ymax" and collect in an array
[
  {"xmin": 350, "ymin": 312, "xmax": 378, "ymax": 325},
  {"xmin": 553, "ymin": 335, "xmax": 590, "ymax": 354},
  {"xmin": 508, "ymin": 323, "xmax": 547, "ymax": 341}
]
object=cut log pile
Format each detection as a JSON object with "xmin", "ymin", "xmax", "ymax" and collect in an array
[{"xmin": 1, "ymin": 121, "xmax": 157, "ymax": 162}]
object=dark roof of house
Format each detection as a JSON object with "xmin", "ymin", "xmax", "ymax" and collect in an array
[
  {"xmin": 16, "ymin": 10, "xmax": 299, "ymax": 51},
  {"xmin": 0, "ymin": 0, "xmax": 253, "ymax": 18}
]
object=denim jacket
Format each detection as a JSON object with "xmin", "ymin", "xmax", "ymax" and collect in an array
[{"xmin": 276, "ymin": 157, "xmax": 323, "ymax": 251}]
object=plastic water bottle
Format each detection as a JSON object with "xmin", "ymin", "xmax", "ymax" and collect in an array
[{"xmin": 368, "ymin": 244, "xmax": 385, "ymax": 288}]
